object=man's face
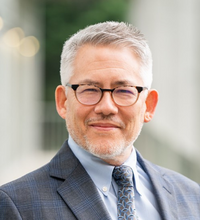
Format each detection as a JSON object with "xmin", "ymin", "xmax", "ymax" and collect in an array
[{"xmin": 63, "ymin": 45, "xmax": 152, "ymax": 165}]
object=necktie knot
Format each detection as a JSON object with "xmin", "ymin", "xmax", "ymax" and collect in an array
[{"xmin": 112, "ymin": 165, "xmax": 133, "ymax": 187}]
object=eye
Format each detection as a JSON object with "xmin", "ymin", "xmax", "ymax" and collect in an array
[
  {"xmin": 78, "ymin": 85, "xmax": 100, "ymax": 94},
  {"xmin": 115, "ymin": 87, "xmax": 137, "ymax": 96},
  {"xmin": 117, "ymin": 89, "xmax": 133, "ymax": 94}
]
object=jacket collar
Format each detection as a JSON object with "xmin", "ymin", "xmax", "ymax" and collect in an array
[
  {"xmin": 136, "ymin": 151, "xmax": 179, "ymax": 220},
  {"xmin": 49, "ymin": 140, "xmax": 112, "ymax": 220}
]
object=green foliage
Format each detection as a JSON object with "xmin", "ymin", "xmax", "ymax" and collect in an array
[{"xmin": 45, "ymin": 0, "xmax": 130, "ymax": 101}]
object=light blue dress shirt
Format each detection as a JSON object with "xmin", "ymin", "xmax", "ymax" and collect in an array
[{"xmin": 68, "ymin": 136, "xmax": 162, "ymax": 220}]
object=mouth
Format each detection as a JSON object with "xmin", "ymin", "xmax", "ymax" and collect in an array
[{"xmin": 87, "ymin": 121, "xmax": 122, "ymax": 132}]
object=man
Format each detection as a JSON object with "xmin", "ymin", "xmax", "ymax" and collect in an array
[{"xmin": 0, "ymin": 21, "xmax": 199, "ymax": 220}]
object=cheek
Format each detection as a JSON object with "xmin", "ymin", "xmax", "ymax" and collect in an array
[
  {"xmin": 123, "ymin": 107, "xmax": 145, "ymax": 131},
  {"xmin": 66, "ymin": 100, "xmax": 90, "ymax": 130}
]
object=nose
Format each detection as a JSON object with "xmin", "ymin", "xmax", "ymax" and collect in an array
[{"xmin": 94, "ymin": 92, "xmax": 118, "ymax": 115}]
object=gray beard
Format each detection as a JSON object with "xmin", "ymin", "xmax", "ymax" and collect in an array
[{"xmin": 67, "ymin": 122, "xmax": 143, "ymax": 161}]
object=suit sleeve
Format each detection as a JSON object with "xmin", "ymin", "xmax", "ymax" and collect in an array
[{"xmin": 0, "ymin": 190, "xmax": 22, "ymax": 220}]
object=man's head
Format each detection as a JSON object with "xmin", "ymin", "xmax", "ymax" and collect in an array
[
  {"xmin": 56, "ymin": 21, "xmax": 158, "ymax": 165},
  {"xmin": 60, "ymin": 21, "xmax": 153, "ymax": 89}
]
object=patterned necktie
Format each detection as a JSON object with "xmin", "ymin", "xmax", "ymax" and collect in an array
[{"xmin": 112, "ymin": 165, "xmax": 137, "ymax": 220}]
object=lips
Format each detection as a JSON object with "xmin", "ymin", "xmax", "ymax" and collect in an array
[{"xmin": 87, "ymin": 120, "xmax": 123, "ymax": 131}]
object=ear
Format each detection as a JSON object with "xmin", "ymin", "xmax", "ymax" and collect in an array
[
  {"xmin": 144, "ymin": 89, "xmax": 158, "ymax": 123},
  {"xmin": 55, "ymin": 85, "xmax": 67, "ymax": 119}
]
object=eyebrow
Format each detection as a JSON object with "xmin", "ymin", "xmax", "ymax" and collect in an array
[
  {"xmin": 113, "ymin": 80, "xmax": 135, "ymax": 86},
  {"xmin": 77, "ymin": 79, "xmax": 135, "ymax": 86},
  {"xmin": 78, "ymin": 79, "xmax": 101, "ymax": 85}
]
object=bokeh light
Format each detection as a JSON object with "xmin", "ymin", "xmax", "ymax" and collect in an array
[
  {"xmin": 3, "ymin": 27, "xmax": 24, "ymax": 47},
  {"xmin": 18, "ymin": 36, "xmax": 40, "ymax": 57}
]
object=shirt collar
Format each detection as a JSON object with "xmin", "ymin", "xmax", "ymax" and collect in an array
[
  {"xmin": 123, "ymin": 148, "xmax": 142, "ymax": 195},
  {"xmin": 68, "ymin": 135, "xmax": 142, "ymax": 196}
]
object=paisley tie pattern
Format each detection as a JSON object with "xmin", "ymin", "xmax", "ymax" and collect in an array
[{"xmin": 113, "ymin": 165, "xmax": 137, "ymax": 220}]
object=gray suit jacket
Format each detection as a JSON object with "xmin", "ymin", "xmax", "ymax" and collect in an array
[{"xmin": 0, "ymin": 140, "xmax": 200, "ymax": 220}]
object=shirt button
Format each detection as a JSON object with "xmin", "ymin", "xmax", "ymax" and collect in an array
[{"xmin": 102, "ymin": 186, "xmax": 107, "ymax": 192}]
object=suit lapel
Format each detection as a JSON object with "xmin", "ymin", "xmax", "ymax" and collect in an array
[
  {"xmin": 137, "ymin": 151, "xmax": 179, "ymax": 220},
  {"xmin": 49, "ymin": 141, "xmax": 111, "ymax": 220},
  {"xmin": 58, "ymin": 163, "xmax": 111, "ymax": 220}
]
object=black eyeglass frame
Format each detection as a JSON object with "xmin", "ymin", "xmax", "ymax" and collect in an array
[{"xmin": 66, "ymin": 83, "xmax": 148, "ymax": 106}]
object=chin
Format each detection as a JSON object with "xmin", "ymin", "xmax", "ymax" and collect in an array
[{"xmin": 83, "ymin": 137, "xmax": 133, "ymax": 160}]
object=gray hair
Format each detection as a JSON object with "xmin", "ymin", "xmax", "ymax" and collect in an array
[{"xmin": 60, "ymin": 21, "xmax": 153, "ymax": 88}]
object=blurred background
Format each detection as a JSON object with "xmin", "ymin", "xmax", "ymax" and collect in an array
[{"xmin": 0, "ymin": 0, "xmax": 200, "ymax": 185}]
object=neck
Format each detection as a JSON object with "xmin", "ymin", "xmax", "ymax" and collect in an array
[{"xmin": 101, "ymin": 146, "xmax": 133, "ymax": 166}]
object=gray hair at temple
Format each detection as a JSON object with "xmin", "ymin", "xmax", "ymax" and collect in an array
[{"xmin": 60, "ymin": 21, "xmax": 153, "ymax": 89}]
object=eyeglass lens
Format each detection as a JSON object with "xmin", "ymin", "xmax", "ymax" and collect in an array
[{"xmin": 75, "ymin": 85, "xmax": 138, "ymax": 106}]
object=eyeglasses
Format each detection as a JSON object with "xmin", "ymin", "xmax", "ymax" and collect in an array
[{"xmin": 66, "ymin": 83, "xmax": 148, "ymax": 106}]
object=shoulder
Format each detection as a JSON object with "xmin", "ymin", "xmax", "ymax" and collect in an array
[
  {"xmin": 0, "ymin": 163, "xmax": 52, "ymax": 196},
  {"xmin": 153, "ymin": 160, "xmax": 199, "ymax": 183},
  {"xmin": 151, "ymin": 162, "xmax": 200, "ymax": 204},
  {"xmin": 0, "ymin": 140, "xmax": 79, "ymax": 197},
  {"xmin": 137, "ymin": 150, "xmax": 200, "ymax": 193},
  {"xmin": 0, "ymin": 164, "xmax": 54, "ymax": 219},
  {"xmin": 156, "ymin": 163, "xmax": 200, "ymax": 192}
]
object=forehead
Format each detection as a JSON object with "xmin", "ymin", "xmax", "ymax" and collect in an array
[{"xmin": 70, "ymin": 44, "xmax": 143, "ymax": 86}]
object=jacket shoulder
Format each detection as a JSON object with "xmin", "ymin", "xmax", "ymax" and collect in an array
[
  {"xmin": 1, "ymin": 163, "xmax": 50, "ymax": 189},
  {"xmin": 156, "ymin": 164, "xmax": 200, "ymax": 192}
]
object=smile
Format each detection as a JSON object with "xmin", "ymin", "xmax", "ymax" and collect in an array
[{"xmin": 88, "ymin": 121, "xmax": 122, "ymax": 131}]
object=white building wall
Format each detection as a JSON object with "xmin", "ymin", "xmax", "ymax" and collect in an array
[
  {"xmin": 130, "ymin": 0, "xmax": 200, "ymax": 173},
  {"xmin": 0, "ymin": 0, "xmax": 49, "ymax": 185}
]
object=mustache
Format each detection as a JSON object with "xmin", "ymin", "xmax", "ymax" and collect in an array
[{"xmin": 85, "ymin": 115, "xmax": 125, "ymax": 129}]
